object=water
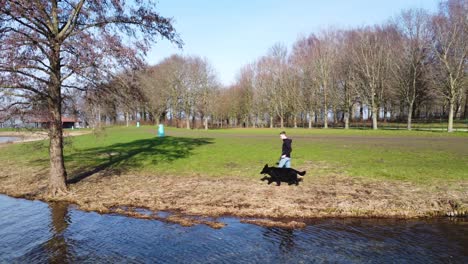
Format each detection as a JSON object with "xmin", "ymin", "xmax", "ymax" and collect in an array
[
  {"xmin": 0, "ymin": 137, "xmax": 20, "ymax": 143},
  {"xmin": 0, "ymin": 195, "xmax": 466, "ymax": 263}
]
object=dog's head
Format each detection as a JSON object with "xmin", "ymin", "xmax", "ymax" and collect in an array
[{"xmin": 260, "ymin": 164, "xmax": 270, "ymax": 174}]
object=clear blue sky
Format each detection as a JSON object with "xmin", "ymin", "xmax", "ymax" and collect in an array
[{"xmin": 147, "ymin": 0, "xmax": 439, "ymax": 86}]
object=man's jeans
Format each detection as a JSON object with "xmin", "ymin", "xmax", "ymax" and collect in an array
[{"xmin": 278, "ymin": 157, "xmax": 291, "ymax": 168}]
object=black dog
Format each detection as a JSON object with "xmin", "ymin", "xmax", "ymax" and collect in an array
[{"xmin": 260, "ymin": 164, "xmax": 306, "ymax": 186}]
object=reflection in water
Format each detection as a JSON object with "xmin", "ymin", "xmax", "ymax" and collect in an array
[
  {"xmin": 263, "ymin": 228, "xmax": 296, "ymax": 253},
  {"xmin": 46, "ymin": 202, "xmax": 70, "ymax": 263},
  {"xmin": 0, "ymin": 194, "xmax": 467, "ymax": 263},
  {"xmin": 0, "ymin": 136, "xmax": 20, "ymax": 143}
]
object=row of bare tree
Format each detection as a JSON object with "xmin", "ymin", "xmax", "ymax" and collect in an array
[
  {"xmin": 219, "ymin": 0, "xmax": 467, "ymax": 132},
  {"xmin": 87, "ymin": 0, "xmax": 466, "ymax": 132},
  {"xmin": 81, "ymin": 54, "xmax": 218, "ymax": 130}
]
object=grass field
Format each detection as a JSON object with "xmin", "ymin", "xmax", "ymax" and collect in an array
[
  {"xmin": 0, "ymin": 126, "xmax": 467, "ymax": 223},
  {"xmin": 1, "ymin": 126, "xmax": 467, "ymax": 184}
]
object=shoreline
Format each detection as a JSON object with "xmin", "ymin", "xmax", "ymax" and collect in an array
[
  {"xmin": 1, "ymin": 171, "xmax": 466, "ymax": 229},
  {"xmin": 0, "ymin": 130, "xmax": 91, "ymax": 145}
]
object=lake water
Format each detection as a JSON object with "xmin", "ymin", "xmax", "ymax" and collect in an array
[
  {"xmin": 0, "ymin": 137, "xmax": 20, "ymax": 143},
  {"xmin": 0, "ymin": 194, "xmax": 466, "ymax": 263}
]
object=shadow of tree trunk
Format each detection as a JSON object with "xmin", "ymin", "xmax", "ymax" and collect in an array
[{"xmin": 66, "ymin": 136, "xmax": 213, "ymax": 184}]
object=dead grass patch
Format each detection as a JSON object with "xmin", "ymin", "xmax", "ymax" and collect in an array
[
  {"xmin": 0, "ymin": 161, "xmax": 466, "ymax": 229},
  {"xmin": 241, "ymin": 219, "xmax": 306, "ymax": 229}
]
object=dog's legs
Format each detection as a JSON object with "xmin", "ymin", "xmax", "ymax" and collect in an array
[{"xmin": 276, "ymin": 181, "xmax": 281, "ymax": 186}]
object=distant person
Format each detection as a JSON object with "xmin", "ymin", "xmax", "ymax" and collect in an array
[{"xmin": 278, "ymin": 131, "xmax": 292, "ymax": 168}]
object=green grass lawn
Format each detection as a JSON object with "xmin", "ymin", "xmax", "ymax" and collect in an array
[{"xmin": 1, "ymin": 126, "xmax": 467, "ymax": 184}]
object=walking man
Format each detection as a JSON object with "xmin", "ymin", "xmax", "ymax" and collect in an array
[{"xmin": 278, "ymin": 131, "xmax": 292, "ymax": 168}]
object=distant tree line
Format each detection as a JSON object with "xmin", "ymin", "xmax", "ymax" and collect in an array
[{"xmin": 84, "ymin": 0, "xmax": 466, "ymax": 132}]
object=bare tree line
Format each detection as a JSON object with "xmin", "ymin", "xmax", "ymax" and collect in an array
[
  {"xmin": 85, "ymin": 0, "xmax": 466, "ymax": 132},
  {"xmin": 88, "ymin": 55, "xmax": 219, "ymax": 130},
  {"xmin": 218, "ymin": 0, "xmax": 466, "ymax": 131},
  {"xmin": 2, "ymin": 0, "xmax": 466, "ymax": 134}
]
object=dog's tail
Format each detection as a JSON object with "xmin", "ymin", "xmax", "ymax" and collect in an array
[{"xmin": 298, "ymin": 171, "xmax": 306, "ymax": 176}]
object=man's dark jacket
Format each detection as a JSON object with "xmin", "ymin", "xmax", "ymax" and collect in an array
[{"xmin": 282, "ymin": 138, "xmax": 292, "ymax": 158}]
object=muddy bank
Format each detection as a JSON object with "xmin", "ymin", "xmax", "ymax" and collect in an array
[{"xmin": 0, "ymin": 161, "xmax": 466, "ymax": 228}]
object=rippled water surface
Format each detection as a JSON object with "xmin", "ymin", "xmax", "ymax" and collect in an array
[
  {"xmin": 0, "ymin": 137, "xmax": 19, "ymax": 143},
  {"xmin": 0, "ymin": 194, "xmax": 466, "ymax": 263}
]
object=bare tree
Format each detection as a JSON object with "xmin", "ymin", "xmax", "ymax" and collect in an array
[
  {"xmin": 291, "ymin": 36, "xmax": 320, "ymax": 129},
  {"xmin": 430, "ymin": 0, "xmax": 467, "ymax": 132},
  {"xmin": 255, "ymin": 55, "xmax": 277, "ymax": 128},
  {"xmin": 391, "ymin": 9, "xmax": 432, "ymax": 130},
  {"xmin": 267, "ymin": 43, "xmax": 290, "ymax": 128},
  {"xmin": 138, "ymin": 66, "xmax": 171, "ymax": 125},
  {"xmin": 310, "ymin": 31, "xmax": 339, "ymax": 128},
  {"xmin": 0, "ymin": 0, "xmax": 181, "ymax": 195},
  {"xmin": 348, "ymin": 26, "xmax": 393, "ymax": 130},
  {"xmin": 284, "ymin": 62, "xmax": 303, "ymax": 128},
  {"xmin": 190, "ymin": 57, "xmax": 219, "ymax": 130},
  {"xmin": 234, "ymin": 64, "xmax": 255, "ymax": 127},
  {"xmin": 335, "ymin": 30, "xmax": 359, "ymax": 129}
]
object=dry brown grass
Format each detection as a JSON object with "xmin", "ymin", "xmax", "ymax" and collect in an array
[
  {"xmin": 1, "ymin": 159, "xmax": 467, "ymax": 229},
  {"xmin": 240, "ymin": 219, "xmax": 307, "ymax": 229}
]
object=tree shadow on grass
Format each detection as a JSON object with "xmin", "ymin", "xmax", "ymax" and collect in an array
[{"xmin": 66, "ymin": 136, "xmax": 213, "ymax": 184}]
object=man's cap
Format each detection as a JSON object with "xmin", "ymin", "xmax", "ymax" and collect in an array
[{"xmin": 280, "ymin": 131, "xmax": 286, "ymax": 135}]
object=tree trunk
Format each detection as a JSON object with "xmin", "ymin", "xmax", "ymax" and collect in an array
[
  {"xmin": 204, "ymin": 117, "xmax": 208, "ymax": 130},
  {"xmin": 270, "ymin": 115, "xmax": 274, "ymax": 128},
  {"xmin": 308, "ymin": 111, "xmax": 312, "ymax": 129},
  {"xmin": 186, "ymin": 116, "xmax": 190, "ymax": 129},
  {"xmin": 155, "ymin": 112, "xmax": 160, "ymax": 126},
  {"xmin": 344, "ymin": 111, "xmax": 349, "ymax": 129},
  {"xmin": 126, "ymin": 112, "xmax": 129, "ymax": 127},
  {"xmin": 360, "ymin": 105, "xmax": 364, "ymax": 121},
  {"xmin": 464, "ymin": 89, "xmax": 468, "ymax": 119},
  {"xmin": 48, "ymin": 114, "xmax": 68, "ymax": 195},
  {"xmin": 280, "ymin": 116, "xmax": 284, "ymax": 128},
  {"xmin": 46, "ymin": 39, "xmax": 68, "ymax": 196},
  {"xmin": 384, "ymin": 106, "xmax": 388, "ymax": 122},
  {"xmin": 323, "ymin": 109, "xmax": 328, "ymax": 129},
  {"xmin": 293, "ymin": 115, "xmax": 297, "ymax": 128},
  {"xmin": 407, "ymin": 101, "xmax": 414, "ymax": 131},
  {"xmin": 97, "ymin": 107, "xmax": 101, "ymax": 128},
  {"xmin": 372, "ymin": 106, "xmax": 378, "ymax": 130},
  {"xmin": 47, "ymin": 93, "xmax": 67, "ymax": 195},
  {"xmin": 448, "ymin": 101, "xmax": 454, "ymax": 133},
  {"xmin": 332, "ymin": 107, "xmax": 337, "ymax": 124}
]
